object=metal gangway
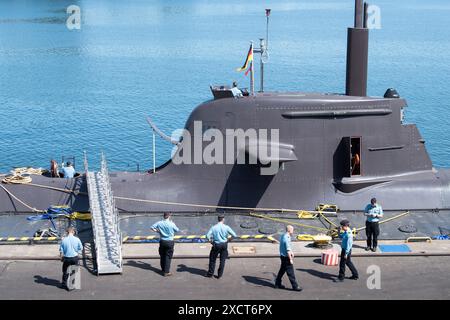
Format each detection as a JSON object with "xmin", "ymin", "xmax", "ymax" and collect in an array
[{"xmin": 84, "ymin": 153, "xmax": 122, "ymax": 275}]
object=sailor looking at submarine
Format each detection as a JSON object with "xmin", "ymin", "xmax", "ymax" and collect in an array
[
  {"xmin": 59, "ymin": 226, "xmax": 83, "ymax": 290},
  {"xmin": 205, "ymin": 214, "xmax": 237, "ymax": 279},
  {"xmin": 151, "ymin": 212, "xmax": 180, "ymax": 276}
]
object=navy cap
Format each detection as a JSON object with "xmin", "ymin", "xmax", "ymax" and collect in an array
[{"xmin": 340, "ymin": 219, "xmax": 350, "ymax": 227}]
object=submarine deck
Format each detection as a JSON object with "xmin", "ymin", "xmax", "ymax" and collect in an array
[{"xmin": 0, "ymin": 209, "xmax": 449, "ymax": 243}]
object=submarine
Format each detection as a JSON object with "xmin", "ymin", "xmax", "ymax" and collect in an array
[{"xmin": 1, "ymin": 0, "xmax": 450, "ymax": 215}]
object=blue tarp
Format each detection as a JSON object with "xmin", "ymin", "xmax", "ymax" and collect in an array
[
  {"xmin": 432, "ymin": 235, "xmax": 449, "ymax": 240},
  {"xmin": 379, "ymin": 244, "xmax": 412, "ymax": 253}
]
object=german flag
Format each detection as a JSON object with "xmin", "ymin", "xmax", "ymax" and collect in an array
[
  {"xmin": 244, "ymin": 62, "xmax": 252, "ymax": 76},
  {"xmin": 236, "ymin": 44, "xmax": 253, "ymax": 72}
]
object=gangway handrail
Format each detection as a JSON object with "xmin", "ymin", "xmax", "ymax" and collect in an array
[
  {"xmin": 83, "ymin": 152, "xmax": 100, "ymax": 274},
  {"xmin": 84, "ymin": 152, "xmax": 122, "ymax": 274}
]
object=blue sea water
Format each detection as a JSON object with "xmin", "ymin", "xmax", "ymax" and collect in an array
[{"xmin": 0, "ymin": 0, "xmax": 449, "ymax": 172}]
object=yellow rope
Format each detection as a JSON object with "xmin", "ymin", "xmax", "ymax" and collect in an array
[
  {"xmin": 318, "ymin": 211, "xmax": 338, "ymax": 228},
  {"xmin": 355, "ymin": 211, "xmax": 410, "ymax": 231},
  {"xmin": 11, "ymin": 181, "xmax": 302, "ymax": 213},
  {"xmin": 1, "ymin": 167, "xmax": 49, "ymax": 184},
  {"xmin": 11, "ymin": 167, "xmax": 47, "ymax": 176},
  {"xmin": 296, "ymin": 210, "xmax": 317, "ymax": 219},
  {"xmin": 113, "ymin": 195, "xmax": 300, "ymax": 212},
  {"xmin": 2, "ymin": 174, "xmax": 32, "ymax": 184},
  {"xmin": 65, "ymin": 212, "xmax": 92, "ymax": 220},
  {"xmin": 249, "ymin": 212, "xmax": 330, "ymax": 232}
]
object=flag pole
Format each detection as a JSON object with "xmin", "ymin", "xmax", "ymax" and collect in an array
[{"xmin": 250, "ymin": 41, "xmax": 254, "ymax": 95}]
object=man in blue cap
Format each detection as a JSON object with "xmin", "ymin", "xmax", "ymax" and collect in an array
[
  {"xmin": 60, "ymin": 161, "xmax": 75, "ymax": 179},
  {"xmin": 151, "ymin": 212, "xmax": 180, "ymax": 276},
  {"xmin": 364, "ymin": 197, "xmax": 383, "ymax": 252},
  {"xmin": 205, "ymin": 214, "xmax": 237, "ymax": 279},
  {"xmin": 338, "ymin": 219, "xmax": 359, "ymax": 282}
]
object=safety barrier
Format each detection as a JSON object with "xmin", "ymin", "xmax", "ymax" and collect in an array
[
  {"xmin": 0, "ymin": 236, "xmax": 60, "ymax": 242},
  {"xmin": 123, "ymin": 234, "xmax": 277, "ymax": 243},
  {"xmin": 0, "ymin": 234, "xmax": 277, "ymax": 244}
]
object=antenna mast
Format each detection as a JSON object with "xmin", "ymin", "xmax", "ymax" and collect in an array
[{"xmin": 254, "ymin": 9, "xmax": 271, "ymax": 93}]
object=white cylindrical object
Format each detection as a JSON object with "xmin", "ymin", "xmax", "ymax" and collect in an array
[{"xmin": 321, "ymin": 249, "xmax": 339, "ymax": 266}]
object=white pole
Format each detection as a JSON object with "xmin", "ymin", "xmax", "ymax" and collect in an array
[
  {"xmin": 250, "ymin": 41, "xmax": 255, "ymax": 95},
  {"xmin": 260, "ymin": 38, "xmax": 264, "ymax": 92},
  {"xmin": 266, "ymin": 11, "xmax": 269, "ymax": 49},
  {"xmin": 152, "ymin": 130, "xmax": 156, "ymax": 173}
]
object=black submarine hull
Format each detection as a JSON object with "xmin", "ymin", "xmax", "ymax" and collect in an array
[
  {"xmin": 2, "ymin": 91, "xmax": 450, "ymax": 213},
  {"xmin": 0, "ymin": 166, "xmax": 449, "ymax": 213}
]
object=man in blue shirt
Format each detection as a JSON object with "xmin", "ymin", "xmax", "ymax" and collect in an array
[
  {"xmin": 274, "ymin": 225, "xmax": 302, "ymax": 291},
  {"xmin": 60, "ymin": 161, "xmax": 75, "ymax": 179},
  {"xmin": 364, "ymin": 197, "xmax": 383, "ymax": 252},
  {"xmin": 59, "ymin": 226, "xmax": 83, "ymax": 289},
  {"xmin": 205, "ymin": 215, "xmax": 237, "ymax": 279},
  {"xmin": 231, "ymin": 81, "xmax": 243, "ymax": 98},
  {"xmin": 338, "ymin": 219, "xmax": 359, "ymax": 282},
  {"xmin": 151, "ymin": 212, "xmax": 180, "ymax": 276}
]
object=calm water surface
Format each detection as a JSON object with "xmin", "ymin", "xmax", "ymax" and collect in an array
[{"xmin": 0, "ymin": 0, "xmax": 449, "ymax": 171}]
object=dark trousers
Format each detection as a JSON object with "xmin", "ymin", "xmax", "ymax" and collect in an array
[
  {"xmin": 62, "ymin": 256, "xmax": 79, "ymax": 283},
  {"xmin": 366, "ymin": 221, "xmax": 380, "ymax": 248},
  {"xmin": 207, "ymin": 242, "xmax": 228, "ymax": 277},
  {"xmin": 275, "ymin": 256, "xmax": 299, "ymax": 289},
  {"xmin": 338, "ymin": 249, "xmax": 358, "ymax": 279},
  {"xmin": 159, "ymin": 240, "xmax": 174, "ymax": 273}
]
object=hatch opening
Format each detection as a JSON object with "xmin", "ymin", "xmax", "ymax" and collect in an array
[{"xmin": 351, "ymin": 137, "xmax": 361, "ymax": 176}]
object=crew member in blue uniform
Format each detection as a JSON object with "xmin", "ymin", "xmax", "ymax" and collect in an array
[
  {"xmin": 151, "ymin": 212, "xmax": 180, "ymax": 276},
  {"xmin": 364, "ymin": 197, "xmax": 383, "ymax": 252},
  {"xmin": 275, "ymin": 225, "xmax": 302, "ymax": 291},
  {"xmin": 59, "ymin": 226, "xmax": 83, "ymax": 290},
  {"xmin": 338, "ymin": 219, "xmax": 359, "ymax": 281},
  {"xmin": 60, "ymin": 161, "xmax": 75, "ymax": 178},
  {"xmin": 205, "ymin": 214, "xmax": 237, "ymax": 279}
]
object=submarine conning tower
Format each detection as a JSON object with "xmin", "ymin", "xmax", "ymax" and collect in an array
[{"xmin": 346, "ymin": 0, "xmax": 369, "ymax": 97}]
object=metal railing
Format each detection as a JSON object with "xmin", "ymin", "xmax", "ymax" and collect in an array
[
  {"xmin": 83, "ymin": 152, "xmax": 100, "ymax": 272},
  {"xmin": 84, "ymin": 152, "xmax": 122, "ymax": 273},
  {"xmin": 99, "ymin": 153, "xmax": 122, "ymax": 268}
]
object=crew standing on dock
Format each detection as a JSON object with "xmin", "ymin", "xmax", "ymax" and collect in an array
[
  {"xmin": 205, "ymin": 214, "xmax": 237, "ymax": 279},
  {"xmin": 364, "ymin": 197, "xmax": 383, "ymax": 252},
  {"xmin": 59, "ymin": 226, "xmax": 83, "ymax": 290},
  {"xmin": 151, "ymin": 212, "xmax": 180, "ymax": 276},
  {"xmin": 274, "ymin": 225, "xmax": 302, "ymax": 291},
  {"xmin": 338, "ymin": 219, "xmax": 359, "ymax": 282}
]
